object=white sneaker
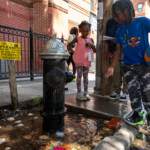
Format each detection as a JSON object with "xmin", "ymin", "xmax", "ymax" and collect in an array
[
  {"xmin": 85, "ymin": 94, "xmax": 91, "ymax": 100},
  {"xmin": 84, "ymin": 92, "xmax": 91, "ymax": 100},
  {"xmin": 76, "ymin": 92, "xmax": 87, "ymax": 101},
  {"xmin": 110, "ymin": 92, "xmax": 120, "ymax": 100}
]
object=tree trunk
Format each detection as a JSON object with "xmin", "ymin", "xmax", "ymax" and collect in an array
[{"xmin": 101, "ymin": 0, "xmax": 114, "ymax": 95}]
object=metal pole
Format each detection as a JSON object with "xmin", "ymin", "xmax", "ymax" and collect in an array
[
  {"xmin": 30, "ymin": 27, "xmax": 34, "ymax": 81},
  {"xmin": 94, "ymin": 0, "xmax": 103, "ymax": 95}
]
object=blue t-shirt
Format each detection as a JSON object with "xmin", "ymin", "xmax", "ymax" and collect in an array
[{"xmin": 115, "ymin": 17, "xmax": 150, "ymax": 64}]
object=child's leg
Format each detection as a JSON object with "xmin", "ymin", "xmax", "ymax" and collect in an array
[
  {"xmin": 121, "ymin": 68, "xmax": 128, "ymax": 94},
  {"xmin": 122, "ymin": 64, "xmax": 145, "ymax": 126},
  {"xmin": 123, "ymin": 65, "xmax": 142, "ymax": 112},
  {"xmin": 72, "ymin": 58, "xmax": 76, "ymax": 76},
  {"xmin": 139, "ymin": 65, "xmax": 150, "ymax": 114},
  {"xmin": 76, "ymin": 66, "xmax": 83, "ymax": 93},
  {"xmin": 83, "ymin": 66, "xmax": 89, "ymax": 93},
  {"xmin": 135, "ymin": 64, "xmax": 150, "ymax": 130}
]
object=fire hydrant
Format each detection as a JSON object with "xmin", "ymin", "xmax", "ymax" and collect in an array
[{"xmin": 39, "ymin": 35, "xmax": 73, "ymax": 134}]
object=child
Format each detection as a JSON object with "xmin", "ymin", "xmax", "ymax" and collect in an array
[
  {"xmin": 106, "ymin": 18, "xmax": 128, "ymax": 101},
  {"xmin": 67, "ymin": 27, "xmax": 78, "ymax": 81},
  {"xmin": 67, "ymin": 21, "xmax": 96, "ymax": 100},
  {"xmin": 105, "ymin": 0, "xmax": 150, "ymax": 131}
]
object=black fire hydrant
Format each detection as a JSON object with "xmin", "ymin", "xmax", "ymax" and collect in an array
[{"xmin": 39, "ymin": 35, "xmax": 73, "ymax": 134}]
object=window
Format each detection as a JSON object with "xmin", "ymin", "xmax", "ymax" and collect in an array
[{"xmin": 138, "ymin": 3, "xmax": 143, "ymax": 13}]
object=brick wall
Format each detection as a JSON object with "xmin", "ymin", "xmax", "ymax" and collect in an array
[
  {"xmin": 0, "ymin": 0, "xmax": 32, "ymax": 30},
  {"xmin": 33, "ymin": 1, "xmax": 49, "ymax": 34}
]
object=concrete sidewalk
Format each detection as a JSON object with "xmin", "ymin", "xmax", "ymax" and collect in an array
[{"xmin": 0, "ymin": 73, "xmax": 131, "ymax": 118}]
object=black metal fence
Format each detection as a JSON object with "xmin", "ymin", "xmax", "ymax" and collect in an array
[{"xmin": 0, "ymin": 25, "xmax": 65, "ymax": 80}]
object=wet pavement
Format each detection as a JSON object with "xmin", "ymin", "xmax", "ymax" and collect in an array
[{"xmin": 65, "ymin": 95, "xmax": 131, "ymax": 118}]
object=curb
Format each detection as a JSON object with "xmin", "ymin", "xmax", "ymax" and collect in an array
[
  {"xmin": 94, "ymin": 122, "xmax": 139, "ymax": 150},
  {"xmin": 65, "ymin": 104, "xmax": 111, "ymax": 119},
  {"xmin": 0, "ymin": 98, "xmax": 43, "ymax": 110},
  {"xmin": 0, "ymin": 76, "xmax": 43, "ymax": 84}
]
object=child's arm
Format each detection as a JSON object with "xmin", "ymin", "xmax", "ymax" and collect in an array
[
  {"xmin": 67, "ymin": 37, "xmax": 78, "ymax": 53},
  {"xmin": 105, "ymin": 43, "xmax": 121, "ymax": 78},
  {"xmin": 86, "ymin": 39, "xmax": 96, "ymax": 53}
]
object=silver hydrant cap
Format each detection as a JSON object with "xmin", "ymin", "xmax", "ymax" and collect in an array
[{"xmin": 39, "ymin": 35, "xmax": 70, "ymax": 59}]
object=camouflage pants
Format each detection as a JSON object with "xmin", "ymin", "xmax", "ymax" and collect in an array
[{"xmin": 122, "ymin": 63, "xmax": 150, "ymax": 113}]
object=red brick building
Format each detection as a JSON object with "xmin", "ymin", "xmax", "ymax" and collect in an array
[{"xmin": 0, "ymin": 0, "xmax": 97, "ymax": 39}]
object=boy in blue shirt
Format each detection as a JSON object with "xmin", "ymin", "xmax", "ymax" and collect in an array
[{"xmin": 105, "ymin": 0, "xmax": 150, "ymax": 131}]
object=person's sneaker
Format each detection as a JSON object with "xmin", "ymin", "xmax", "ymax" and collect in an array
[
  {"xmin": 124, "ymin": 111, "xmax": 144, "ymax": 126},
  {"xmin": 76, "ymin": 92, "xmax": 87, "ymax": 101},
  {"xmin": 120, "ymin": 93, "xmax": 127, "ymax": 101},
  {"xmin": 146, "ymin": 113, "xmax": 150, "ymax": 132},
  {"xmin": 110, "ymin": 92, "xmax": 120, "ymax": 100},
  {"xmin": 84, "ymin": 93, "xmax": 91, "ymax": 100},
  {"xmin": 84, "ymin": 91, "xmax": 91, "ymax": 100}
]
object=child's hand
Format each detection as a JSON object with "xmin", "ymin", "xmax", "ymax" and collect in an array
[
  {"xmin": 85, "ymin": 43, "xmax": 92, "ymax": 48},
  {"xmin": 86, "ymin": 42, "xmax": 96, "ymax": 53},
  {"xmin": 105, "ymin": 67, "xmax": 114, "ymax": 78}
]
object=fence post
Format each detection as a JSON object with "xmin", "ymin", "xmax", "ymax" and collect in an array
[{"xmin": 29, "ymin": 27, "xmax": 34, "ymax": 81}]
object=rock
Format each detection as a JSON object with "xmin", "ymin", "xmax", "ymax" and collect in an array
[
  {"xmin": 23, "ymin": 135, "xmax": 32, "ymax": 140},
  {"xmin": 7, "ymin": 117, "xmax": 15, "ymax": 121},
  {"xmin": 73, "ymin": 132, "xmax": 78, "ymax": 136},
  {"xmin": 0, "ymin": 138, "xmax": 5, "ymax": 144},
  {"xmin": 5, "ymin": 147, "xmax": 11, "ymax": 150},
  {"xmin": 55, "ymin": 131, "xmax": 65, "ymax": 138},
  {"xmin": 14, "ymin": 120, "xmax": 21, "ymax": 124},
  {"xmin": 39, "ymin": 135, "xmax": 49, "ymax": 140},
  {"xmin": 66, "ymin": 127, "xmax": 74, "ymax": 133},
  {"xmin": 16, "ymin": 124, "xmax": 24, "ymax": 127},
  {"xmin": 27, "ymin": 113, "xmax": 33, "ymax": 116},
  {"xmin": 34, "ymin": 117, "xmax": 38, "ymax": 119}
]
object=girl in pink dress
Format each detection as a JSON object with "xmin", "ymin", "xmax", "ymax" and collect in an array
[{"xmin": 67, "ymin": 21, "xmax": 96, "ymax": 100}]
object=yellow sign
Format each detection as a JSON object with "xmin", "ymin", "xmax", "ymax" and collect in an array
[{"xmin": 0, "ymin": 41, "xmax": 21, "ymax": 60}]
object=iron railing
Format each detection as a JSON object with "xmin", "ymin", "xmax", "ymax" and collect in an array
[{"xmin": 0, "ymin": 25, "xmax": 66, "ymax": 80}]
